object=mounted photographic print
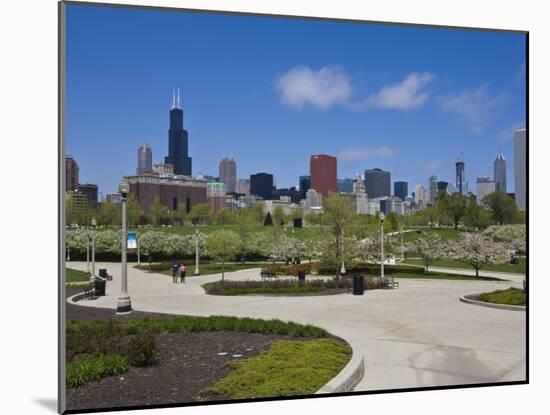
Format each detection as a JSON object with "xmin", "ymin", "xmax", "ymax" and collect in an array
[{"xmin": 59, "ymin": 1, "xmax": 528, "ymax": 413}]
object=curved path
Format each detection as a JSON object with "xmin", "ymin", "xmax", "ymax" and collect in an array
[{"xmin": 66, "ymin": 262, "xmax": 526, "ymax": 392}]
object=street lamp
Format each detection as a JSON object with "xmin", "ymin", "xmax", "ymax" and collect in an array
[
  {"xmin": 117, "ymin": 180, "xmax": 132, "ymax": 314},
  {"xmin": 86, "ymin": 232, "xmax": 90, "ymax": 273},
  {"xmin": 380, "ymin": 212, "xmax": 385, "ymax": 283},
  {"xmin": 194, "ymin": 227, "xmax": 200, "ymax": 275},
  {"xmin": 400, "ymin": 226, "xmax": 404, "ymax": 263},
  {"xmin": 90, "ymin": 217, "xmax": 97, "ymax": 283}
]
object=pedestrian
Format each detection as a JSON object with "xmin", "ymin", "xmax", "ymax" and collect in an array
[
  {"xmin": 179, "ymin": 263, "xmax": 186, "ymax": 283},
  {"xmin": 171, "ymin": 262, "xmax": 178, "ymax": 283}
]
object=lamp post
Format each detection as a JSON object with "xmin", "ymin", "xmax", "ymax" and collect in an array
[
  {"xmin": 194, "ymin": 227, "xmax": 200, "ymax": 275},
  {"xmin": 117, "ymin": 181, "xmax": 132, "ymax": 314},
  {"xmin": 86, "ymin": 232, "xmax": 90, "ymax": 274},
  {"xmin": 380, "ymin": 212, "xmax": 385, "ymax": 282},
  {"xmin": 90, "ymin": 217, "xmax": 97, "ymax": 283},
  {"xmin": 400, "ymin": 226, "xmax": 404, "ymax": 263},
  {"xmin": 66, "ymin": 241, "xmax": 70, "ymax": 261}
]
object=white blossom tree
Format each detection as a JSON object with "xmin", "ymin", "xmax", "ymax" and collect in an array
[
  {"xmin": 410, "ymin": 233, "xmax": 444, "ymax": 273},
  {"xmin": 449, "ymin": 233, "xmax": 509, "ymax": 277}
]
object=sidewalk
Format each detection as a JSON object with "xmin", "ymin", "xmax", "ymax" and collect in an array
[{"xmin": 65, "ymin": 261, "xmax": 526, "ymax": 392}]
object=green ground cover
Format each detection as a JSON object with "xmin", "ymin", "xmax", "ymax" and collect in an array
[
  {"xmin": 200, "ymin": 338, "xmax": 351, "ymax": 399},
  {"xmin": 136, "ymin": 262, "xmax": 274, "ymax": 276},
  {"xmin": 391, "ymin": 271, "xmax": 505, "ymax": 281},
  {"xmin": 401, "ymin": 228, "xmax": 464, "ymax": 243},
  {"xmin": 66, "ymin": 268, "xmax": 90, "ymax": 282},
  {"xmin": 478, "ymin": 287, "xmax": 526, "ymax": 305},
  {"xmin": 406, "ymin": 257, "xmax": 526, "ymax": 274}
]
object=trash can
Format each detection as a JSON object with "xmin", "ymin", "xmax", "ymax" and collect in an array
[
  {"xmin": 94, "ymin": 279, "xmax": 106, "ymax": 296},
  {"xmin": 99, "ymin": 269, "xmax": 108, "ymax": 279},
  {"xmin": 353, "ymin": 275, "xmax": 364, "ymax": 295},
  {"xmin": 511, "ymin": 256, "xmax": 519, "ymax": 265},
  {"xmin": 298, "ymin": 270, "xmax": 306, "ymax": 282}
]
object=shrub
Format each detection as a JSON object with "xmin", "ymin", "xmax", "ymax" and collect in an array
[
  {"xmin": 316, "ymin": 262, "xmax": 423, "ymax": 276},
  {"xmin": 478, "ymin": 287, "xmax": 526, "ymax": 305},
  {"xmin": 126, "ymin": 331, "xmax": 158, "ymax": 367},
  {"xmin": 66, "ymin": 354, "xmax": 128, "ymax": 388}
]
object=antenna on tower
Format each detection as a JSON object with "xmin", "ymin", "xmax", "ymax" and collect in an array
[
  {"xmin": 177, "ymin": 88, "xmax": 181, "ymax": 109},
  {"xmin": 171, "ymin": 89, "xmax": 175, "ymax": 109}
]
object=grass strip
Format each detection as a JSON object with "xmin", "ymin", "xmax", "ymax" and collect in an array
[
  {"xmin": 200, "ymin": 339, "xmax": 351, "ymax": 399},
  {"xmin": 66, "ymin": 354, "xmax": 128, "ymax": 388},
  {"xmin": 66, "ymin": 267, "xmax": 90, "ymax": 282},
  {"xmin": 478, "ymin": 287, "xmax": 526, "ymax": 305}
]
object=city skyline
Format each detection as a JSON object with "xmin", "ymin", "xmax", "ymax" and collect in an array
[{"xmin": 66, "ymin": 4, "xmax": 526, "ymax": 196}]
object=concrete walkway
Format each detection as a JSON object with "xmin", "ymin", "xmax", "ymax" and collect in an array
[
  {"xmin": 428, "ymin": 266, "xmax": 525, "ymax": 283},
  {"xmin": 66, "ymin": 262, "xmax": 526, "ymax": 392}
]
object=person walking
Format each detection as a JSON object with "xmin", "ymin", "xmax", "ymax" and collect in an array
[
  {"xmin": 179, "ymin": 263, "xmax": 186, "ymax": 283},
  {"xmin": 171, "ymin": 262, "xmax": 178, "ymax": 283}
]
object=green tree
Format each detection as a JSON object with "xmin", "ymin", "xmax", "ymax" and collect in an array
[
  {"xmin": 189, "ymin": 203, "xmax": 212, "ymax": 225},
  {"xmin": 482, "ymin": 192, "xmax": 518, "ymax": 225},
  {"xmin": 463, "ymin": 197, "xmax": 490, "ymax": 229},
  {"xmin": 205, "ymin": 230, "xmax": 240, "ymax": 281},
  {"xmin": 98, "ymin": 202, "xmax": 120, "ymax": 226},
  {"xmin": 216, "ymin": 208, "xmax": 234, "ymax": 225},
  {"xmin": 149, "ymin": 196, "xmax": 170, "ymax": 225},
  {"xmin": 290, "ymin": 206, "xmax": 303, "ymax": 220},
  {"xmin": 438, "ymin": 192, "xmax": 467, "ymax": 230},
  {"xmin": 126, "ymin": 194, "xmax": 143, "ymax": 227},
  {"xmin": 251, "ymin": 203, "xmax": 265, "ymax": 224},
  {"xmin": 322, "ymin": 193, "xmax": 355, "ymax": 278},
  {"xmin": 386, "ymin": 212, "xmax": 400, "ymax": 232},
  {"xmin": 272, "ymin": 206, "xmax": 287, "ymax": 226}
]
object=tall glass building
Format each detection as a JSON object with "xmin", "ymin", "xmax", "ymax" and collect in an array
[
  {"xmin": 165, "ymin": 89, "xmax": 192, "ymax": 176},
  {"xmin": 494, "ymin": 152, "xmax": 507, "ymax": 193},
  {"xmin": 136, "ymin": 144, "xmax": 152, "ymax": 175}
]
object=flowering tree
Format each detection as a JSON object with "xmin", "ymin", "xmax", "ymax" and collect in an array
[
  {"xmin": 205, "ymin": 230, "xmax": 240, "ymax": 281},
  {"xmin": 482, "ymin": 225, "xmax": 526, "ymax": 243},
  {"xmin": 449, "ymin": 233, "xmax": 509, "ymax": 277},
  {"xmin": 138, "ymin": 231, "xmax": 167, "ymax": 263},
  {"xmin": 319, "ymin": 235, "xmax": 360, "ymax": 277},
  {"xmin": 357, "ymin": 233, "xmax": 399, "ymax": 264},
  {"xmin": 95, "ymin": 229, "xmax": 121, "ymax": 255},
  {"xmin": 66, "ymin": 229, "xmax": 90, "ymax": 256},
  {"xmin": 410, "ymin": 233, "xmax": 444, "ymax": 273}
]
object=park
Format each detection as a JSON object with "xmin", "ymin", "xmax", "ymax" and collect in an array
[{"xmin": 64, "ymin": 191, "xmax": 527, "ymax": 411}]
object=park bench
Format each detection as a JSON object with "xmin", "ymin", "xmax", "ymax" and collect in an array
[
  {"xmin": 382, "ymin": 278, "xmax": 400, "ymax": 289},
  {"xmin": 260, "ymin": 271, "xmax": 278, "ymax": 281},
  {"xmin": 82, "ymin": 284, "xmax": 97, "ymax": 300}
]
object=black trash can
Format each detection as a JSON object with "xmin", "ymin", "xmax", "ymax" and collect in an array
[
  {"xmin": 353, "ymin": 276, "xmax": 364, "ymax": 295},
  {"xmin": 99, "ymin": 269, "xmax": 108, "ymax": 279},
  {"xmin": 511, "ymin": 256, "xmax": 519, "ymax": 265},
  {"xmin": 298, "ymin": 270, "xmax": 306, "ymax": 282},
  {"xmin": 95, "ymin": 279, "xmax": 106, "ymax": 296}
]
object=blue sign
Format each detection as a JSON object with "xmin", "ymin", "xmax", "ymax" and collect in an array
[{"xmin": 127, "ymin": 232, "xmax": 137, "ymax": 249}]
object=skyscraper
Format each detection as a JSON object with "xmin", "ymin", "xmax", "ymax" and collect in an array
[
  {"xmin": 456, "ymin": 157, "xmax": 465, "ymax": 195},
  {"xmin": 514, "ymin": 129, "xmax": 526, "ymax": 211},
  {"xmin": 494, "ymin": 151, "xmax": 507, "ymax": 193},
  {"xmin": 415, "ymin": 183, "xmax": 427, "ymax": 209},
  {"xmin": 137, "ymin": 144, "xmax": 152, "ymax": 175},
  {"xmin": 250, "ymin": 172, "xmax": 273, "ymax": 200},
  {"xmin": 299, "ymin": 175, "xmax": 311, "ymax": 199},
  {"xmin": 394, "ymin": 181, "xmax": 408, "ymax": 201},
  {"xmin": 165, "ymin": 89, "xmax": 192, "ymax": 176},
  {"xmin": 219, "ymin": 157, "xmax": 237, "ymax": 193},
  {"xmin": 65, "ymin": 155, "xmax": 79, "ymax": 192},
  {"xmin": 364, "ymin": 168, "xmax": 391, "ymax": 198},
  {"xmin": 429, "ymin": 175, "xmax": 438, "ymax": 203},
  {"xmin": 310, "ymin": 154, "xmax": 337, "ymax": 199},
  {"xmin": 337, "ymin": 178, "xmax": 354, "ymax": 193},
  {"xmin": 476, "ymin": 177, "xmax": 497, "ymax": 205}
]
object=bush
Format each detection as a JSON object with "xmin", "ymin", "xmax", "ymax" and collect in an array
[
  {"xmin": 478, "ymin": 287, "xmax": 526, "ymax": 305},
  {"xmin": 126, "ymin": 331, "xmax": 158, "ymax": 367},
  {"xmin": 66, "ymin": 354, "xmax": 128, "ymax": 388},
  {"xmin": 261, "ymin": 263, "xmax": 316, "ymax": 277},
  {"xmin": 316, "ymin": 263, "xmax": 424, "ymax": 276}
]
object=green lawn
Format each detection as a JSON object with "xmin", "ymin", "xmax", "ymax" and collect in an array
[
  {"xmin": 478, "ymin": 287, "xmax": 526, "ymax": 305},
  {"xmin": 200, "ymin": 338, "xmax": 351, "ymax": 399},
  {"xmin": 145, "ymin": 262, "xmax": 272, "ymax": 277},
  {"xmin": 66, "ymin": 267, "xmax": 90, "ymax": 282},
  {"xmin": 391, "ymin": 271, "xmax": 505, "ymax": 281},
  {"xmin": 406, "ymin": 257, "xmax": 526, "ymax": 274}
]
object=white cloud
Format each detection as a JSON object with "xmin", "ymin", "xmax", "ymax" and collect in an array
[
  {"xmin": 275, "ymin": 65, "xmax": 352, "ymax": 110},
  {"xmin": 359, "ymin": 72, "xmax": 434, "ymax": 111},
  {"xmin": 438, "ymin": 85, "xmax": 507, "ymax": 134},
  {"xmin": 338, "ymin": 146, "xmax": 397, "ymax": 161}
]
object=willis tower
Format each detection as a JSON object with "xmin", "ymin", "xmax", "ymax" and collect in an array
[{"xmin": 165, "ymin": 89, "xmax": 192, "ymax": 176}]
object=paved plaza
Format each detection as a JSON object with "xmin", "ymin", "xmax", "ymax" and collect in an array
[{"xmin": 66, "ymin": 262, "xmax": 526, "ymax": 391}]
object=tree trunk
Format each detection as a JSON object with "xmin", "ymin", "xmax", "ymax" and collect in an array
[{"xmin": 475, "ymin": 267, "xmax": 479, "ymax": 278}]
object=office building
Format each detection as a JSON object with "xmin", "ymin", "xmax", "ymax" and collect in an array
[
  {"xmin": 364, "ymin": 168, "xmax": 391, "ymax": 198},
  {"xmin": 514, "ymin": 128, "xmax": 526, "ymax": 211},
  {"xmin": 105, "ymin": 193, "xmax": 122, "ymax": 205},
  {"xmin": 299, "ymin": 175, "xmax": 311, "ymax": 199},
  {"xmin": 250, "ymin": 172, "xmax": 273, "ymax": 200},
  {"xmin": 77, "ymin": 183, "xmax": 98, "ymax": 207},
  {"xmin": 272, "ymin": 187, "xmax": 301, "ymax": 204},
  {"xmin": 125, "ymin": 173, "xmax": 206, "ymax": 213},
  {"xmin": 219, "ymin": 157, "xmax": 237, "ymax": 193},
  {"xmin": 153, "ymin": 163, "xmax": 174, "ymax": 175},
  {"xmin": 207, "ymin": 182, "xmax": 226, "ymax": 213},
  {"xmin": 380, "ymin": 196, "xmax": 405, "ymax": 216},
  {"xmin": 394, "ymin": 181, "xmax": 408, "ymax": 201},
  {"xmin": 437, "ymin": 181, "xmax": 458, "ymax": 195},
  {"xmin": 494, "ymin": 152, "xmax": 507, "ymax": 193},
  {"xmin": 337, "ymin": 178, "xmax": 354, "ymax": 193},
  {"xmin": 476, "ymin": 177, "xmax": 497, "ymax": 205},
  {"xmin": 428, "ymin": 175, "xmax": 438, "ymax": 203},
  {"xmin": 305, "ymin": 189, "xmax": 323, "ymax": 210},
  {"xmin": 310, "ymin": 154, "xmax": 337, "ymax": 199},
  {"xmin": 165, "ymin": 89, "xmax": 192, "ymax": 176},
  {"xmin": 236, "ymin": 178, "xmax": 250, "ymax": 196},
  {"xmin": 352, "ymin": 174, "xmax": 368, "ymax": 214},
  {"xmin": 137, "ymin": 144, "xmax": 153, "ymax": 175},
  {"xmin": 415, "ymin": 183, "xmax": 427, "ymax": 209},
  {"xmin": 456, "ymin": 157, "xmax": 465, "ymax": 195},
  {"xmin": 65, "ymin": 155, "xmax": 79, "ymax": 192}
]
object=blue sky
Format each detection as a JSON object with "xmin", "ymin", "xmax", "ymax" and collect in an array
[{"xmin": 66, "ymin": 4, "xmax": 526, "ymax": 196}]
